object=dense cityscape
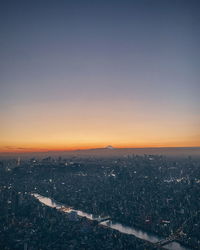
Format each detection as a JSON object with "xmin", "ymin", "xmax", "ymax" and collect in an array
[
  {"xmin": 1, "ymin": 0, "xmax": 200, "ymax": 249},
  {"xmin": 0, "ymin": 154, "xmax": 200, "ymax": 249}
]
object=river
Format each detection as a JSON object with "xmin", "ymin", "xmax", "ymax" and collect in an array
[{"xmin": 32, "ymin": 193, "xmax": 191, "ymax": 250}]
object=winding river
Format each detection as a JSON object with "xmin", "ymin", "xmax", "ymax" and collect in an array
[{"xmin": 32, "ymin": 193, "xmax": 191, "ymax": 250}]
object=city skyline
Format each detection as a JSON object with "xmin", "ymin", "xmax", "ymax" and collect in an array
[{"xmin": 0, "ymin": 0, "xmax": 200, "ymax": 152}]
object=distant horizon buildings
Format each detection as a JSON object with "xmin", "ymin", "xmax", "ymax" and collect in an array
[{"xmin": 0, "ymin": 146, "xmax": 200, "ymax": 159}]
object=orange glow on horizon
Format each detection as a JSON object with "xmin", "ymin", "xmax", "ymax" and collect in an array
[
  {"xmin": 1, "ymin": 98, "xmax": 199, "ymax": 154},
  {"xmin": 1, "ymin": 141, "xmax": 200, "ymax": 153}
]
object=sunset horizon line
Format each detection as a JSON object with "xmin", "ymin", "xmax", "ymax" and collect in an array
[{"xmin": 1, "ymin": 144, "xmax": 200, "ymax": 154}]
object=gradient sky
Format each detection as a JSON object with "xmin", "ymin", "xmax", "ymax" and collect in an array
[{"xmin": 0, "ymin": 0, "xmax": 200, "ymax": 152}]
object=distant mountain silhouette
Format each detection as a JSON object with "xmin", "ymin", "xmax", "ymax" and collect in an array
[
  {"xmin": 0, "ymin": 147, "xmax": 200, "ymax": 159},
  {"xmin": 105, "ymin": 145, "xmax": 115, "ymax": 149}
]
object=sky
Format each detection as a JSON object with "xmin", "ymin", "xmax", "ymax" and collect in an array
[{"xmin": 0, "ymin": 0, "xmax": 200, "ymax": 152}]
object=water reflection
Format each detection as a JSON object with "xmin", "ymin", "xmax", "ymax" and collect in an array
[
  {"xmin": 32, "ymin": 193, "xmax": 190, "ymax": 250},
  {"xmin": 32, "ymin": 193, "xmax": 98, "ymax": 221},
  {"xmin": 164, "ymin": 241, "xmax": 189, "ymax": 250},
  {"xmin": 100, "ymin": 220, "xmax": 161, "ymax": 243},
  {"xmin": 33, "ymin": 194, "xmax": 62, "ymax": 209}
]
